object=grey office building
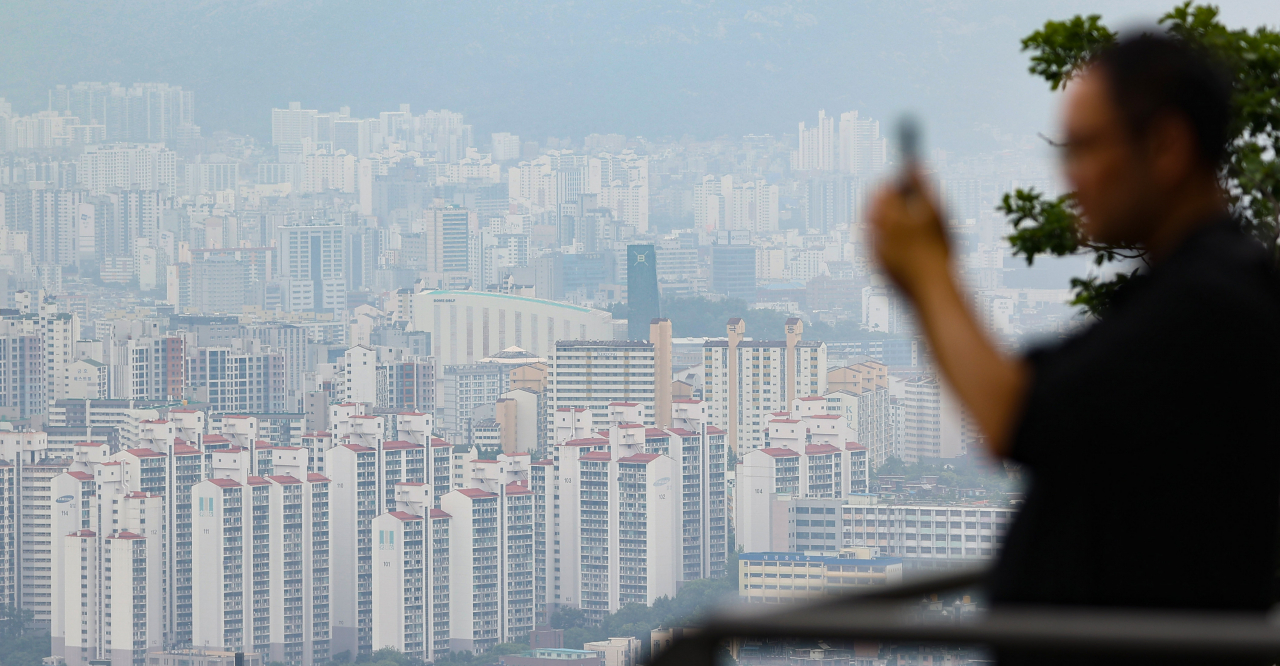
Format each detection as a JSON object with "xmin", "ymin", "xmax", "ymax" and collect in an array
[{"xmin": 711, "ymin": 244, "xmax": 757, "ymax": 302}]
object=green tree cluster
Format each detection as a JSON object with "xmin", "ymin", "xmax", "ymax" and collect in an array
[
  {"xmin": 609, "ymin": 296, "xmax": 893, "ymax": 343},
  {"xmin": 377, "ymin": 557, "xmax": 740, "ymax": 666},
  {"xmin": 1004, "ymin": 2, "xmax": 1280, "ymax": 315},
  {"xmin": 875, "ymin": 456, "xmax": 1020, "ymax": 501},
  {"xmin": 408, "ymin": 643, "xmax": 529, "ymax": 666},
  {"xmin": 0, "ymin": 606, "xmax": 50, "ymax": 666},
  {"xmin": 549, "ymin": 560, "xmax": 740, "ymax": 661}
]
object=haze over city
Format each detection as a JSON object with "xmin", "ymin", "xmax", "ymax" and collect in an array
[
  {"xmin": 3, "ymin": 3, "xmax": 1280, "ymax": 666},
  {"xmin": 2, "ymin": 1, "xmax": 1275, "ymax": 150}
]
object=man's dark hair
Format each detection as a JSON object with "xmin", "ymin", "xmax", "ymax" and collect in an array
[{"xmin": 1093, "ymin": 32, "xmax": 1233, "ymax": 168}]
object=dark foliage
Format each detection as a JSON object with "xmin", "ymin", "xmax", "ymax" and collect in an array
[
  {"xmin": 0, "ymin": 606, "xmax": 50, "ymax": 666},
  {"xmin": 1008, "ymin": 3, "xmax": 1280, "ymax": 315},
  {"xmin": 609, "ymin": 297, "xmax": 893, "ymax": 343}
]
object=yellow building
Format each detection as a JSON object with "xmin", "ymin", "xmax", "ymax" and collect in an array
[
  {"xmin": 826, "ymin": 360, "xmax": 889, "ymax": 394},
  {"xmin": 739, "ymin": 549, "xmax": 903, "ymax": 604}
]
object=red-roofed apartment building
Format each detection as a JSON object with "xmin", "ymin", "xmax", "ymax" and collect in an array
[
  {"xmin": 190, "ymin": 474, "xmax": 332, "ymax": 664},
  {"xmin": 640, "ymin": 412, "xmax": 729, "ymax": 581},
  {"xmin": 49, "ymin": 479, "xmax": 165, "ymax": 666},
  {"xmin": 325, "ymin": 443, "xmax": 379, "ymax": 655},
  {"xmin": 701, "ymin": 319, "xmax": 828, "ymax": 457},
  {"xmin": 736, "ymin": 408, "xmax": 869, "ymax": 553},
  {"xmin": 371, "ymin": 506, "xmax": 452, "ymax": 662},
  {"xmin": 440, "ymin": 484, "xmax": 534, "ymax": 651},
  {"xmin": 554, "ymin": 442, "xmax": 681, "ymax": 623}
]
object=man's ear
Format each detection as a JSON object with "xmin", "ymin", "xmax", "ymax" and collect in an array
[{"xmin": 1144, "ymin": 112, "xmax": 1200, "ymax": 187}]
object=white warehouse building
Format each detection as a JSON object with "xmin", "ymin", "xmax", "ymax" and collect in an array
[{"xmin": 410, "ymin": 291, "xmax": 618, "ymax": 371}]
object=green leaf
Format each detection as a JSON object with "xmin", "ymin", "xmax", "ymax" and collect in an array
[
  {"xmin": 1021, "ymin": 14, "xmax": 1116, "ymax": 90},
  {"xmin": 999, "ymin": 189, "xmax": 1084, "ymax": 265},
  {"xmin": 1068, "ymin": 271, "xmax": 1139, "ymax": 318}
]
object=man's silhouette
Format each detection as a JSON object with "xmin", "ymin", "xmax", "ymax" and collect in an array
[{"xmin": 870, "ymin": 32, "xmax": 1280, "ymax": 615}]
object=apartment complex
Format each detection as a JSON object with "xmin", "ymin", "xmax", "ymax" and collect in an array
[
  {"xmin": 546, "ymin": 340, "xmax": 656, "ymax": 442},
  {"xmin": 703, "ymin": 318, "xmax": 827, "ymax": 456},
  {"xmin": 735, "ymin": 401, "xmax": 870, "ymax": 554},
  {"xmin": 369, "ymin": 480, "xmax": 452, "ymax": 662},
  {"xmin": 1, "ymin": 383, "xmax": 732, "ymax": 666}
]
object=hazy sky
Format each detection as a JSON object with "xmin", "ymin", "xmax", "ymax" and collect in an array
[{"xmin": 3, "ymin": 1, "xmax": 1278, "ymax": 154}]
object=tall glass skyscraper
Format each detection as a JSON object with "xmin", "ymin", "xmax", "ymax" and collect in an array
[{"xmin": 626, "ymin": 244, "xmax": 660, "ymax": 341}]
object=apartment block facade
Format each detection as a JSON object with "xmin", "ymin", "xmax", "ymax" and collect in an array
[
  {"xmin": 546, "ymin": 340, "xmax": 655, "ymax": 446},
  {"xmin": 702, "ymin": 318, "xmax": 827, "ymax": 456}
]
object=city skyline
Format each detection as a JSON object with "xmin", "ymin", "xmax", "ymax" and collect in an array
[
  {"xmin": 5, "ymin": 2, "xmax": 1278, "ymax": 154},
  {"xmin": 7, "ymin": 3, "xmax": 1274, "ymax": 665}
]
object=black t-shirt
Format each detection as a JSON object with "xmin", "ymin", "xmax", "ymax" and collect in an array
[{"xmin": 989, "ymin": 219, "xmax": 1280, "ymax": 611}]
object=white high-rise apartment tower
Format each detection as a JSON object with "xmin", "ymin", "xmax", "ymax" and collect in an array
[
  {"xmin": 278, "ymin": 222, "xmax": 345, "ymax": 313},
  {"xmin": 371, "ymin": 483, "xmax": 451, "ymax": 662},
  {"xmin": 838, "ymin": 111, "xmax": 888, "ymax": 179},
  {"xmin": 18, "ymin": 455, "xmax": 71, "ymax": 627},
  {"xmin": 325, "ymin": 443, "xmax": 378, "ymax": 655},
  {"xmin": 702, "ymin": 318, "xmax": 828, "ymax": 456},
  {"xmin": 650, "ymin": 400, "xmax": 729, "ymax": 581},
  {"xmin": 272, "ymin": 102, "xmax": 319, "ymax": 146},
  {"xmin": 54, "ymin": 490, "xmax": 166, "ymax": 666},
  {"xmin": 439, "ymin": 485, "xmax": 535, "ymax": 652},
  {"xmin": 189, "ymin": 473, "xmax": 332, "ymax": 663},
  {"xmin": 47, "ymin": 442, "xmax": 168, "ymax": 666},
  {"xmin": 795, "ymin": 110, "xmax": 835, "ymax": 172},
  {"xmin": 77, "ymin": 143, "xmax": 178, "ymax": 196},
  {"xmin": 552, "ymin": 429, "xmax": 681, "ymax": 622},
  {"xmin": 491, "ymin": 133, "xmax": 521, "ymax": 162}
]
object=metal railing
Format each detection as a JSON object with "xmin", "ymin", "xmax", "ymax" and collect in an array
[{"xmin": 652, "ymin": 569, "xmax": 1280, "ymax": 664}]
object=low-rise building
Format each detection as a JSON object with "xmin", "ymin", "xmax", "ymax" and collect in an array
[
  {"xmin": 144, "ymin": 652, "xmax": 264, "ymax": 666},
  {"xmin": 756, "ymin": 495, "xmax": 1017, "ymax": 571},
  {"xmin": 585, "ymin": 637, "xmax": 641, "ymax": 666},
  {"xmin": 738, "ymin": 550, "xmax": 903, "ymax": 604},
  {"xmin": 499, "ymin": 648, "xmax": 603, "ymax": 666}
]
